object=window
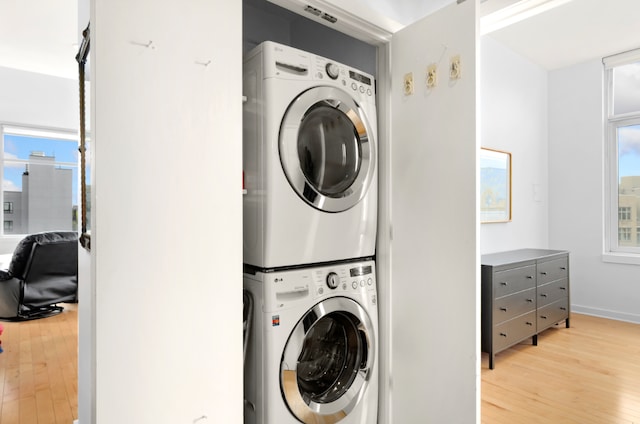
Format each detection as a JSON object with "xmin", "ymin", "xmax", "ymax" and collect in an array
[
  {"xmin": 0, "ymin": 125, "xmax": 78, "ymax": 235},
  {"xmin": 619, "ymin": 206, "xmax": 632, "ymax": 221},
  {"xmin": 605, "ymin": 50, "xmax": 640, "ymax": 258}
]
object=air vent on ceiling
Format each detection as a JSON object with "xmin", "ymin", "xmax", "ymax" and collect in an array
[
  {"xmin": 304, "ymin": 5, "xmax": 321, "ymax": 16},
  {"xmin": 321, "ymin": 12, "xmax": 337, "ymax": 24}
]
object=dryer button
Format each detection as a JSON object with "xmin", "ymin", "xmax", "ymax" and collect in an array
[
  {"xmin": 359, "ymin": 86, "xmax": 365, "ymax": 93},
  {"xmin": 352, "ymin": 281, "xmax": 358, "ymax": 289},
  {"xmin": 367, "ymin": 278, "xmax": 373, "ymax": 286},
  {"xmin": 367, "ymin": 88, "xmax": 372, "ymax": 96},
  {"xmin": 351, "ymin": 82, "xmax": 358, "ymax": 91}
]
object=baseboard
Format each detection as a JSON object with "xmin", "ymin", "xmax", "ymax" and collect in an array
[{"xmin": 572, "ymin": 304, "xmax": 640, "ymax": 324}]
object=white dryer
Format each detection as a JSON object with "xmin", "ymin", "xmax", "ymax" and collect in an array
[
  {"xmin": 243, "ymin": 259, "xmax": 378, "ymax": 424},
  {"xmin": 243, "ymin": 41, "xmax": 378, "ymax": 269}
]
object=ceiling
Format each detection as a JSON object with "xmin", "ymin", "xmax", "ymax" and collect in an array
[
  {"xmin": 487, "ymin": 0, "xmax": 640, "ymax": 70},
  {"xmin": 0, "ymin": 0, "xmax": 79, "ymax": 79},
  {"xmin": 0, "ymin": 0, "xmax": 638, "ymax": 80}
]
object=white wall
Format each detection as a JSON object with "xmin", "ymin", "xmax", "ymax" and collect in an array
[
  {"xmin": 480, "ymin": 36, "xmax": 549, "ymax": 254},
  {"xmin": 88, "ymin": 1, "xmax": 243, "ymax": 422},
  {"xmin": 389, "ymin": 1, "xmax": 478, "ymax": 422},
  {"xmin": 548, "ymin": 60, "xmax": 640, "ymax": 324},
  {"xmin": 0, "ymin": 66, "xmax": 78, "ymax": 254}
]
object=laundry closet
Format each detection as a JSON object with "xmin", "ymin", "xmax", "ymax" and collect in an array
[{"xmin": 241, "ymin": 1, "xmax": 478, "ymax": 423}]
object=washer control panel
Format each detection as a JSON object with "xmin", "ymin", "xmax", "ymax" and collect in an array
[{"xmin": 261, "ymin": 260, "xmax": 377, "ymax": 311}]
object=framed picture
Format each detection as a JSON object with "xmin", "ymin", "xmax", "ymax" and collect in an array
[{"xmin": 480, "ymin": 148, "xmax": 511, "ymax": 223}]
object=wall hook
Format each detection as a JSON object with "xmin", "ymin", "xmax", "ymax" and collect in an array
[
  {"xmin": 195, "ymin": 60, "xmax": 212, "ymax": 67},
  {"xmin": 131, "ymin": 40, "xmax": 155, "ymax": 49},
  {"xmin": 192, "ymin": 415, "xmax": 208, "ymax": 423}
]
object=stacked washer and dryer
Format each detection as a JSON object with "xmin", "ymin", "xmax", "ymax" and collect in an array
[{"xmin": 243, "ymin": 41, "xmax": 379, "ymax": 424}]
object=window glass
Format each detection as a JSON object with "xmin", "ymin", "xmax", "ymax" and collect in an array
[
  {"xmin": 2, "ymin": 129, "xmax": 78, "ymax": 235},
  {"xmin": 616, "ymin": 125, "xmax": 640, "ymax": 248},
  {"xmin": 613, "ymin": 61, "xmax": 640, "ymax": 116},
  {"xmin": 296, "ymin": 312, "xmax": 363, "ymax": 404},
  {"xmin": 298, "ymin": 105, "xmax": 361, "ymax": 197}
]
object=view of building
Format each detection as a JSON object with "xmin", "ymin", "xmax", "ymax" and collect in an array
[
  {"xmin": 619, "ymin": 175, "xmax": 640, "ymax": 247},
  {"xmin": 3, "ymin": 152, "xmax": 74, "ymax": 234}
]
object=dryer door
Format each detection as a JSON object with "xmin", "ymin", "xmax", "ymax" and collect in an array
[
  {"xmin": 280, "ymin": 296, "xmax": 375, "ymax": 423},
  {"xmin": 279, "ymin": 86, "xmax": 376, "ymax": 212}
]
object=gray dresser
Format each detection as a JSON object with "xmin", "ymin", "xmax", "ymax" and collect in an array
[{"xmin": 481, "ymin": 249, "xmax": 570, "ymax": 369}]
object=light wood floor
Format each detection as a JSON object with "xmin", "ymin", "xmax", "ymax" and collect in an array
[
  {"xmin": 0, "ymin": 304, "xmax": 78, "ymax": 424},
  {"xmin": 1, "ymin": 308, "xmax": 638, "ymax": 423},
  {"xmin": 482, "ymin": 313, "xmax": 640, "ymax": 423}
]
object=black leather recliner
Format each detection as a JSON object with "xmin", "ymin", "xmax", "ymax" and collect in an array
[{"xmin": 0, "ymin": 231, "xmax": 78, "ymax": 320}]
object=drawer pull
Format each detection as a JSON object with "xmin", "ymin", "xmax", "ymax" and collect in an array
[
  {"xmin": 526, "ymin": 299, "xmax": 534, "ymax": 303},
  {"xmin": 540, "ymin": 272, "xmax": 548, "ymax": 275},
  {"xmin": 500, "ymin": 282, "xmax": 509, "ymax": 286},
  {"xmin": 540, "ymin": 315, "xmax": 548, "ymax": 319},
  {"xmin": 560, "ymin": 307, "xmax": 567, "ymax": 311},
  {"xmin": 526, "ymin": 321, "xmax": 533, "ymax": 326},
  {"xmin": 526, "ymin": 276, "xmax": 533, "ymax": 279},
  {"xmin": 500, "ymin": 307, "xmax": 508, "ymax": 312},
  {"xmin": 560, "ymin": 267, "xmax": 567, "ymax": 270},
  {"xmin": 499, "ymin": 333, "xmax": 508, "ymax": 337},
  {"xmin": 540, "ymin": 294, "xmax": 548, "ymax": 297},
  {"xmin": 560, "ymin": 287, "xmax": 567, "ymax": 290}
]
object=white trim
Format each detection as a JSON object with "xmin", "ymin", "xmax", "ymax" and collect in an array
[
  {"xmin": 603, "ymin": 47, "xmax": 640, "ymax": 70},
  {"xmin": 572, "ymin": 304, "xmax": 640, "ymax": 324},
  {"xmin": 265, "ymin": 0, "xmax": 401, "ymax": 43}
]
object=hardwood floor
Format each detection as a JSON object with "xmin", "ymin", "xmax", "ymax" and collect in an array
[
  {"xmin": 482, "ymin": 313, "xmax": 640, "ymax": 424},
  {"xmin": 0, "ymin": 304, "xmax": 78, "ymax": 424},
  {"xmin": 0, "ymin": 307, "xmax": 638, "ymax": 423}
]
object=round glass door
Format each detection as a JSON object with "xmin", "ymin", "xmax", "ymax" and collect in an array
[
  {"xmin": 279, "ymin": 86, "xmax": 376, "ymax": 212},
  {"xmin": 280, "ymin": 297, "xmax": 375, "ymax": 423}
]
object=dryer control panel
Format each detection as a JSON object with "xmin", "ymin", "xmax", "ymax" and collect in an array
[{"xmin": 260, "ymin": 260, "xmax": 377, "ymax": 312}]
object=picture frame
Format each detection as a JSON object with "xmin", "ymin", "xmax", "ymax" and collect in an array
[{"xmin": 480, "ymin": 147, "xmax": 512, "ymax": 223}]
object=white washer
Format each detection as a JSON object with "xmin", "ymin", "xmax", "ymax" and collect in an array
[
  {"xmin": 243, "ymin": 41, "xmax": 378, "ymax": 269},
  {"xmin": 244, "ymin": 259, "xmax": 378, "ymax": 424}
]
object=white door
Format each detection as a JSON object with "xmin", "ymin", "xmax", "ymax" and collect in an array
[{"xmin": 385, "ymin": 1, "xmax": 479, "ymax": 423}]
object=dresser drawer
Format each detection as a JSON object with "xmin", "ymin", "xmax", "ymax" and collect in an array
[
  {"xmin": 537, "ymin": 257, "xmax": 568, "ymax": 284},
  {"xmin": 493, "ymin": 288, "xmax": 536, "ymax": 325},
  {"xmin": 537, "ymin": 278, "xmax": 569, "ymax": 308},
  {"xmin": 493, "ymin": 311, "xmax": 537, "ymax": 353},
  {"xmin": 493, "ymin": 265, "xmax": 536, "ymax": 298},
  {"xmin": 537, "ymin": 298, "xmax": 569, "ymax": 331}
]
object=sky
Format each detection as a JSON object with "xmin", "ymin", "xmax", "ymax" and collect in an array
[
  {"xmin": 613, "ymin": 62, "xmax": 640, "ymax": 180},
  {"xmin": 619, "ymin": 125, "xmax": 640, "ymax": 179}
]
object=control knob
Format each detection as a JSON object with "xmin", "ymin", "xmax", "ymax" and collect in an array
[
  {"xmin": 326, "ymin": 63, "xmax": 340, "ymax": 80},
  {"xmin": 326, "ymin": 272, "xmax": 340, "ymax": 289}
]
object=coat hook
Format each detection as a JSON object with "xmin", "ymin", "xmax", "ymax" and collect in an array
[
  {"xmin": 131, "ymin": 40, "xmax": 155, "ymax": 49},
  {"xmin": 195, "ymin": 60, "xmax": 212, "ymax": 67}
]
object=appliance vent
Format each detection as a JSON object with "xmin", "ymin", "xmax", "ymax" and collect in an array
[
  {"xmin": 321, "ymin": 13, "xmax": 337, "ymax": 24},
  {"xmin": 304, "ymin": 5, "xmax": 322, "ymax": 16}
]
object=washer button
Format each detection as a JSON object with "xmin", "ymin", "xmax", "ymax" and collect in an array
[
  {"xmin": 360, "ymin": 280, "xmax": 365, "ymax": 287},
  {"xmin": 352, "ymin": 281, "xmax": 358, "ymax": 289},
  {"xmin": 351, "ymin": 82, "xmax": 358, "ymax": 91},
  {"xmin": 359, "ymin": 86, "xmax": 365, "ymax": 93},
  {"xmin": 367, "ymin": 278, "xmax": 373, "ymax": 286},
  {"xmin": 367, "ymin": 88, "xmax": 372, "ymax": 96}
]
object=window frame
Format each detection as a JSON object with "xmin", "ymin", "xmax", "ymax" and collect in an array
[
  {"xmin": 603, "ymin": 49, "xmax": 640, "ymax": 263},
  {"xmin": 0, "ymin": 124, "xmax": 78, "ymax": 237}
]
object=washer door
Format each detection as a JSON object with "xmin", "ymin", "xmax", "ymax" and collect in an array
[
  {"xmin": 280, "ymin": 297, "xmax": 375, "ymax": 423},
  {"xmin": 279, "ymin": 86, "xmax": 376, "ymax": 212}
]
